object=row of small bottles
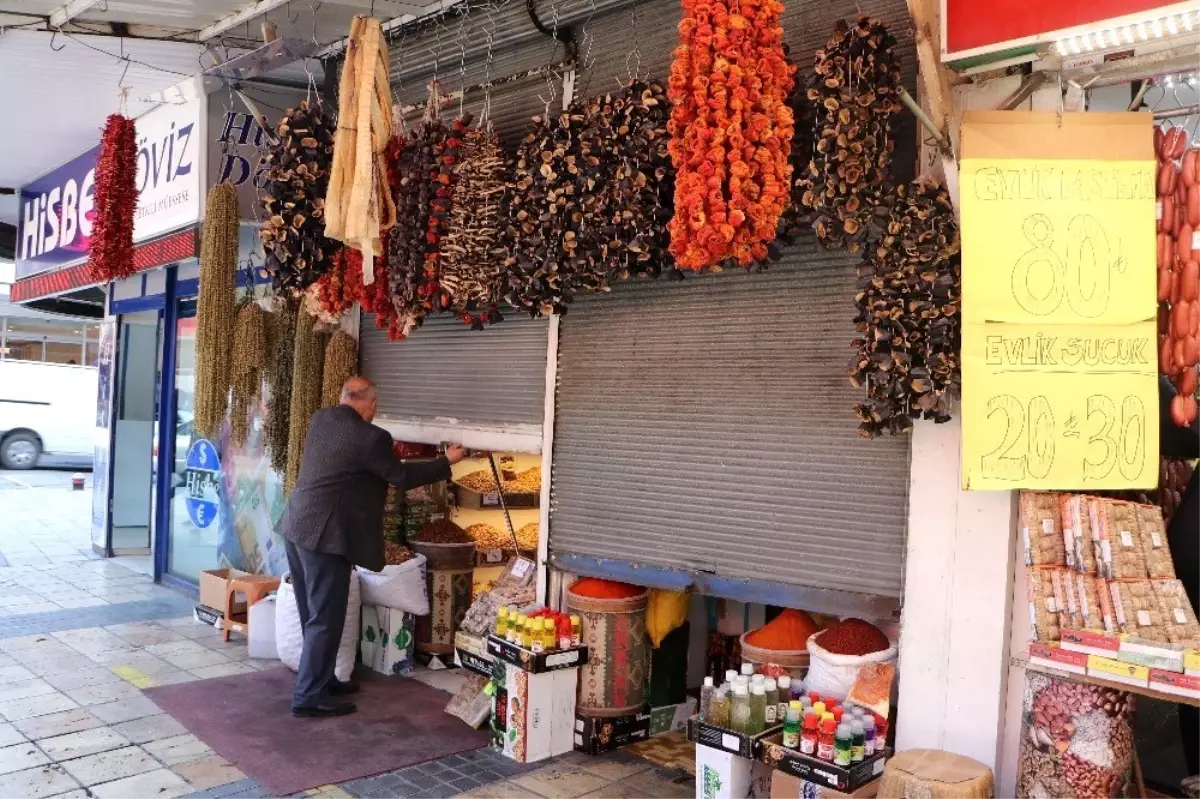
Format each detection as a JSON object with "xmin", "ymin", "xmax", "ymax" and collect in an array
[
  {"xmin": 495, "ymin": 606, "xmax": 581, "ymax": 653},
  {"xmin": 698, "ymin": 664, "xmax": 882, "ymax": 767}
]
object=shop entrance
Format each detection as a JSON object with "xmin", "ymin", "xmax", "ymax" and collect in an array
[
  {"xmin": 109, "ymin": 310, "xmax": 161, "ymax": 555},
  {"xmin": 164, "ymin": 299, "xmax": 206, "ymax": 583}
]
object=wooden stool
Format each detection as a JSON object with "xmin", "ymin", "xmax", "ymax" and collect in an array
[
  {"xmin": 878, "ymin": 749, "xmax": 995, "ymax": 799},
  {"xmin": 223, "ymin": 575, "xmax": 280, "ymax": 641}
]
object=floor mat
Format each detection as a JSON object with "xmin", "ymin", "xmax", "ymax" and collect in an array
[
  {"xmin": 144, "ymin": 667, "xmax": 490, "ymax": 796},
  {"xmin": 625, "ymin": 731, "xmax": 695, "ymax": 775}
]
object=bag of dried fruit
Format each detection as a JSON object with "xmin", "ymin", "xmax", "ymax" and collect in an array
[
  {"xmin": 356, "ymin": 554, "xmax": 429, "ymax": 615},
  {"xmin": 804, "ymin": 618, "xmax": 897, "ymax": 701}
]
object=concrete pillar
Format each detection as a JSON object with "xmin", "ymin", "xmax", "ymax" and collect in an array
[{"xmin": 895, "ymin": 416, "xmax": 1019, "ymax": 771}]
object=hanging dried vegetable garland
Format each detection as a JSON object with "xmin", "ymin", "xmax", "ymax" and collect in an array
[
  {"xmin": 439, "ymin": 125, "xmax": 507, "ymax": 328},
  {"xmin": 88, "ymin": 114, "xmax": 138, "ymax": 282},
  {"xmin": 321, "ymin": 331, "xmax": 358, "ymax": 408},
  {"xmin": 312, "ymin": 247, "xmax": 359, "ymax": 321},
  {"xmin": 229, "ymin": 301, "xmax": 267, "ymax": 448},
  {"xmin": 419, "ymin": 114, "xmax": 471, "ymax": 316},
  {"xmin": 776, "ymin": 45, "xmax": 815, "ymax": 244},
  {"xmin": 265, "ymin": 301, "xmax": 297, "ymax": 473},
  {"xmin": 667, "ymin": 0, "xmax": 795, "ymax": 270},
  {"xmin": 284, "ymin": 308, "xmax": 326, "ymax": 495},
  {"xmin": 260, "ymin": 101, "xmax": 340, "ymax": 296},
  {"xmin": 850, "ymin": 180, "xmax": 960, "ymax": 438},
  {"xmin": 797, "ymin": 17, "xmax": 902, "ymax": 254},
  {"xmin": 193, "ymin": 182, "xmax": 240, "ymax": 440}
]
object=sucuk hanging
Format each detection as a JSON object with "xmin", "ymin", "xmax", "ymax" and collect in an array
[
  {"xmin": 797, "ymin": 16, "xmax": 902, "ymax": 254},
  {"xmin": 260, "ymin": 101, "xmax": 340, "ymax": 296},
  {"xmin": 88, "ymin": 114, "xmax": 138, "ymax": 282},
  {"xmin": 850, "ymin": 180, "xmax": 960, "ymax": 438},
  {"xmin": 324, "ymin": 15, "xmax": 397, "ymax": 280},
  {"xmin": 666, "ymin": 0, "xmax": 795, "ymax": 270}
]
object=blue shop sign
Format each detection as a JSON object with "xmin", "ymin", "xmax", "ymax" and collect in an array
[{"xmin": 184, "ymin": 439, "xmax": 221, "ymax": 529}]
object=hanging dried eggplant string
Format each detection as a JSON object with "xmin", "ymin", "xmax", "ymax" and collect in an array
[
  {"xmin": 284, "ymin": 307, "xmax": 327, "ymax": 495},
  {"xmin": 265, "ymin": 300, "xmax": 298, "ymax": 473},
  {"xmin": 229, "ymin": 300, "xmax": 267, "ymax": 448},
  {"xmin": 850, "ymin": 180, "xmax": 961, "ymax": 438},
  {"xmin": 321, "ymin": 331, "xmax": 359, "ymax": 408},
  {"xmin": 193, "ymin": 182, "xmax": 240, "ymax": 440},
  {"xmin": 260, "ymin": 101, "xmax": 341, "ymax": 296},
  {"xmin": 776, "ymin": 43, "xmax": 815, "ymax": 246},
  {"xmin": 797, "ymin": 16, "xmax": 902, "ymax": 254}
]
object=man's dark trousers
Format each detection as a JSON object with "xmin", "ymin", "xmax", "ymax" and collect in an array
[{"xmin": 285, "ymin": 539, "xmax": 351, "ymax": 709}]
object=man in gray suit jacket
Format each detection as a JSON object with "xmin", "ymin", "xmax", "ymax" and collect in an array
[{"xmin": 280, "ymin": 376, "xmax": 467, "ymax": 717}]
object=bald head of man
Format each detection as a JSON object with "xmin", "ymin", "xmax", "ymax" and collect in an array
[{"xmin": 340, "ymin": 376, "xmax": 378, "ymax": 423}]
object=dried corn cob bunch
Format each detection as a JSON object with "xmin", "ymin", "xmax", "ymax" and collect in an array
[
  {"xmin": 320, "ymin": 331, "xmax": 358, "ymax": 408},
  {"xmin": 229, "ymin": 300, "xmax": 267, "ymax": 448},
  {"xmin": 265, "ymin": 301, "xmax": 298, "ymax": 473},
  {"xmin": 797, "ymin": 16, "xmax": 902, "ymax": 254},
  {"xmin": 285, "ymin": 308, "xmax": 326, "ymax": 494},
  {"xmin": 850, "ymin": 180, "xmax": 960, "ymax": 437},
  {"xmin": 260, "ymin": 101, "xmax": 340, "ymax": 296},
  {"xmin": 438, "ymin": 125, "xmax": 507, "ymax": 328},
  {"xmin": 194, "ymin": 182, "xmax": 240, "ymax": 440}
]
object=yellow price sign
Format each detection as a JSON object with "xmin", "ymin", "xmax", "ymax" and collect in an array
[{"xmin": 960, "ymin": 112, "xmax": 1159, "ymax": 490}]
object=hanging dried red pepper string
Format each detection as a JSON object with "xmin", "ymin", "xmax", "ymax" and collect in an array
[{"xmin": 88, "ymin": 114, "xmax": 138, "ymax": 282}]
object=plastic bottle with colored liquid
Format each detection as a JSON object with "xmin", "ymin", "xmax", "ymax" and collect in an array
[
  {"xmin": 863, "ymin": 715, "xmax": 878, "ymax": 756},
  {"xmin": 748, "ymin": 684, "xmax": 767, "ymax": 735},
  {"xmin": 775, "ymin": 676, "xmax": 791, "ymax": 722},
  {"xmin": 850, "ymin": 719, "xmax": 865, "ymax": 762},
  {"xmin": 799, "ymin": 712, "xmax": 818, "ymax": 756},
  {"xmin": 834, "ymin": 723, "xmax": 853, "ymax": 766},
  {"xmin": 700, "ymin": 677, "xmax": 715, "ymax": 721},
  {"xmin": 763, "ymin": 678, "xmax": 779, "ymax": 726},
  {"xmin": 730, "ymin": 684, "xmax": 751, "ymax": 734},
  {"xmin": 817, "ymin": 717, "xmax": 837, "ymax": 761},
  {"xmin": 570, "ymin": 615, "xmax": 582, "ymax": 646},
  {"xmin": 781, "ymin": 705, "xmax": 801, "ymax": 748},
  {"xmin": 495, "ymin": 606, "xmax": 508, "ymax": 638}
]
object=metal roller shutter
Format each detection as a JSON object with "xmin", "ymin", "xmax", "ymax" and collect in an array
[
  {"xmin": 549, "ymin": 251, "xmax": 912, "ymax": 612},
  {"xmin": 359, "ymin": 313, "xmax": 549, "ymax": 427}
]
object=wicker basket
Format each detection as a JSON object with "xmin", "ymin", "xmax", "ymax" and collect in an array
[{"xmin": 739, "ymin": 632, "xmax": 811, "ymax": 681}]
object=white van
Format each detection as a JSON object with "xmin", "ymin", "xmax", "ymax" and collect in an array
[{"xmin": 0, "ymin": 361, "xmax": 98, "ymax": 469}]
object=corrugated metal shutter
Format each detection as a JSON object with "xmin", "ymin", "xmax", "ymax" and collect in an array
[
  {"xmin": 549, "ymin": 249, "xmax": 912, "ymax": 602},
  {"xmin": 359, "ymin": 313, "xmax": 548, "ymax": 426}
]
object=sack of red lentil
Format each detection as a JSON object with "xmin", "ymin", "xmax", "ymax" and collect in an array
[{"xmin": 804, "ymin": 619, "xmax": 897, "ymax": 702}]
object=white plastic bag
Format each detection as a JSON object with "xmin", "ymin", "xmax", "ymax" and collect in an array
[
  {"xmin": 275, "ymin": 571, "xmax": 362, "ymax": 683},
  {"xmin": 803, "ymin": 631, "xmax": 897, "ymax": 702},
  {"xmin": 356, "ymin": 555, "xmax": 429, "ymax": 615}
]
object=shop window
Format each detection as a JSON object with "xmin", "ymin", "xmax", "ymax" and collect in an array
[
  {"xmin": 4, "ymin": 339, "xmax": 44, "ymax": 361},
  {"xmin": 44, "ymin": 341, "xmax": 83, "ymax": 365}
]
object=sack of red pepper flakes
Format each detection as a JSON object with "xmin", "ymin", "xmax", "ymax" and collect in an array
[{"xmin": 805, "ymin": 618, "xmax": 897, "ymax": 702}]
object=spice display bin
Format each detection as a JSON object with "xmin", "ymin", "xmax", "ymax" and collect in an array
[
  {"xmin": 761, "ymin": 735, "xmax": 888, "ymax": 793},
  {"xmin": 486, "ymin": 635, "xmax": 589, "ymax": 673},
  {"xmin": 573, "ymin": 708, "xmax": 653, "ymax": 754}
]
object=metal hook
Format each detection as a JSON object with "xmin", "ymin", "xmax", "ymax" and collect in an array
[{"xmin": 49, "ymin": 29, "xmax": 66, "ymax": 52}]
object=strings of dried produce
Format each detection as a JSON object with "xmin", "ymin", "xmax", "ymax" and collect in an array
[
  {"xmin": 419, "ymin": 113, "xmax": 471, "ymax": 316},
  {"xmin": 260, "ymin": 101, "xmax": 340, "ymax": 297},
  {"xmin": 776, "ymin": 45, "xmax": 815, "ymax": 245},
  {"xmin": 229, "ymin": 301, "xmax": 267, "ymax": 448},
  {"xmin": 850, "ymin": 180, "xmax": 960, "ymax": 438},
  {"xmin": 311, "ymin": 247, "xmax": 359, "ymax": 321},
  {"xmin": 667, "ymin": 0, "xmax": 795, "ymax": 270},
  {"xmin": 284, "ymin": 308, "xmax": 326, "ymax": 495},
  {"xmin": 325, "ymin": 15, "xmax": 396, "ymax": 274},
  {"xmin": 797, "ymin": 17, "xmax": 902, "ymax": 254},
  {"xmin": 320, "ymin": 331, "xmax": 358, "ymax": 408},
  {"xmin": 439, "ymin": 125, "xmax": 506, "ymax": 328},
  {"xmin": 265, "ymin": 301, "xmax": 297, "ymax": 473},
  {"xmin": 88, "ymin": 114, "xmax": 138, "ymax": 282},
  {"xmin": 193, "ymin": 182, "xmax": 240, "ymax": 440}
]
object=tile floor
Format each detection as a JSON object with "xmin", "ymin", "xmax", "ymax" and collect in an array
[{"xmin": 0, "ymin": 480, "xmax": 698, "ymax": 798}]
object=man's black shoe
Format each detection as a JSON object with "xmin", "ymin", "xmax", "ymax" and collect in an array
[
  {"xmin": 292, "ymin": 701, "xmax": 356, "ymax": 718},
  {"xmin": 329, "ymin": 679, "xmax": 360, "ymax": 696}
]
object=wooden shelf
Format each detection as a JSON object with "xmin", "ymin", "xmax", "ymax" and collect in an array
[{"xmin": 1012, "ymin": 655, "xmax": 1200, "ymax": 707}]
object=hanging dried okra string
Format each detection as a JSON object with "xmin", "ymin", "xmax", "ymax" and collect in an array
[
  {"xmin": 229, "ymin": 300, "xmax": 267, "ymax": 449},
  {"xmin": 321, "ymin": 331, "xmax": 358, "ymax": 409},
  {"xmin": 265, "ymin": 301, "xmax": 297, "ymax": 474},
  {"xmin": 284, "ymin": 308, "xmax": 326, "ymax": 495},
  {"xmin": 193, "ymin": 182, "xmax": 240, "ymax": 440}
]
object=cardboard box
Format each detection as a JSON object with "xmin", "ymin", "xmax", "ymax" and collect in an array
[
  {"xmin": 695, "ymin": 744, "xmax": 774, "ymax": 799},
  {"xmin": 361, "ymin": 605, "xmax": 415, "ymax": 676},
  {"xmin": 770, "ymin": 771, "xmax": 880, "ymax": 798},
  {"xmin": 1117, "ymin": 636, "xmax": 1186, "ymax": 672},
  {"xmin": 1060, "ymin": 628, "xmax": 1121, "ymax": 658},
  {"xmin": 1149, "ymin": 669, "xmax": 1200, "ymax": 700},
  {"xmin": 761, "ymin": 736, "xmax": 887, "ymax": 793},
  {"xmin": 687, "ymin": 717, "xmax": 781, "ymax": 760},
  {"xmin": 455, "ymin": 632, "xmax": 494, "ymax": 678},
  {"xmin": 486, "ymin": 635, "xmax": 589, "ymax": 673},
  {"xmin": 493, "ymin": 659, "xmax": 577, "ymax": 763},
  {"xmin": 199, "ymin": 568, "xmax": 253, "ymax": 615},
  {"xmin": 1029, "ymin": 643, "xmax": 1087, "ymax": 675},
  {"xmin": 574, "ymin": 709, "xmax": 652, "ymax": 754},
  {"xmin": 1087, "ymin": 654, "xmax": 1150, "ymax": 688},
  {"xmin": 650, "ymin": 698, "xmax": 697, "ymax": 736}
]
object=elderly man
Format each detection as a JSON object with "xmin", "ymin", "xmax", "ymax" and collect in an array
[{"xmin": 280, "ymin": 376, "xmax": 466, "ymax": 717}]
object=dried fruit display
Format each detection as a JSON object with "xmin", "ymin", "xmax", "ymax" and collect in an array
[
  {"xmin": 260, "ymin": 101, "xmax": 340, "ymax": 297},
  {"xmin": 797, "ymin": 16, "xmax": 902, "ymax": 254},
  {"xmin": 325, "ymin": 15, "xmax": 396, "ymax": 272},
  {"xmin": 88, "ymin": 114, "xmax": 138, "ymax": 282},
  {"xmin": 229, "ymin": 301, "xmax": 267, "ymax": 449},
  {"xmin": 1027, "ymin": 567, "xmax": 1064, "ymax": 643},
  {"xmin": 1017, "ymin": 672, "xmax": 1134, "ymax": 799},
  {"xmin": 439, "ymin": 125, "xmax": 507, "ymax": 328},
  {"xmin": 1156, "ymin": 126, "xmax": 1199, "ymax": 424},
  {"xmin": 850, "ymin": 180, "xmax": 961, "ymax": 437},
  {"xmin": 193, "ymin": 182, "xmax": 240, "ymax": 440},
  {"xmin": 1153, "ymin": 578, "xmax": 1200, "ymax": 647},
  {"xmin": 1133, "ymin": 503, "xmax": 1175, "ymax": 580},
  {"xmin": 265, "ymin": 302, "xmax": 297, "ymax": 473},
  {"xmin": 284, "ymin": 308, "xmax": 326, "ymax": 495},
  {"xmin": 320, "ymin": 331, "xmax": 358, "ymax": 408},
  {"xmin": 666, "ymin": 0, "xmax": 795, "ymax": 269},
  {"xmin": 1108, "ymin": 580, "xmax": 1164, "ymax": 640},
  {"xmin": 1090, "ymin": 498, "xmax": 1147, "ymax": 581},
  {"xmin": 1020, "ymin": 491, "xmax": 1065, "ymax": 568}
]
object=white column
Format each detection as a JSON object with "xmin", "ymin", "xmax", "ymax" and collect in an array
[{"xmin": 895, "ymin": 416, "xmax": 1019, "ymax": 771}]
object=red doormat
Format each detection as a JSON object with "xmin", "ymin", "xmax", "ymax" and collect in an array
[{"xmin": 144, "ymin": 667, "xmax": 490, "ymax": 796}]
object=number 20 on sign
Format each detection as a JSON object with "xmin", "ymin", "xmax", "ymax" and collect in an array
[{"xmin": 961, "ymin": 154, "xmax": 1159, "ymax": 490}]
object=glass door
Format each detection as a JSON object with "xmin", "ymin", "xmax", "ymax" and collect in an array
[
  {"xmin": 165, "ymin": 299, "xmax": 209, "ymax": 581},
  {"xmin": 109, "ymin": 311, "xmax": 162, "ymax": 554}
]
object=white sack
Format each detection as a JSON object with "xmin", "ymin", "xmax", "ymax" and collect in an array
[
  {"xmin": 803, "ymin": 631, "xmax": 897, "ymax": 702},
  {"xmin": 356, "ymin": 554, "xmax": 429, "ymax": 615},
  {"xmin": 275, "ymin": 571, "xmax": 362, "ymax": 682}
]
